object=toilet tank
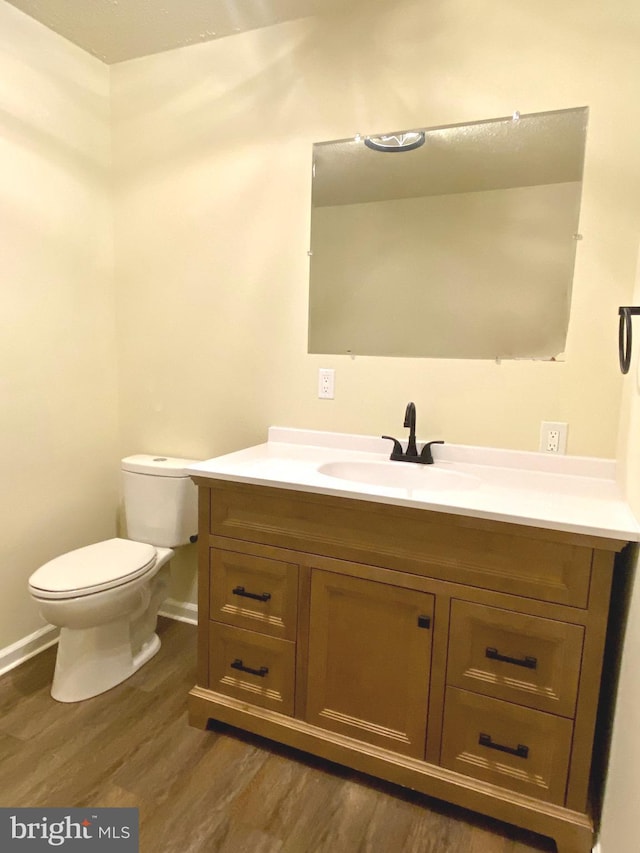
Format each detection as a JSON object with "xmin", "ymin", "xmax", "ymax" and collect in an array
[{"xmin": 121, "ymin": 455, "xmax": 199, "ymax": 547}]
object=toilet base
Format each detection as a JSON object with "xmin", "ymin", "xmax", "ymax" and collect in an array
[
  {"xmin": 51, "ymin": 624, "xmax": 162, "ymax": 703},
  {"xmin": 133, "ymin": 631, "xmax": 161, "ymax": 671}
]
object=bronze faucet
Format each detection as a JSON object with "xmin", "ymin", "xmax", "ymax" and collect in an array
[{"xmin": 382, "ymin": 402, "xmax": 444, "ymax": 465}]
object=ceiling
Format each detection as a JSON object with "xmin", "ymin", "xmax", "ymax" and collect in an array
[{"xmin": 5, "ymin": 0, "xmax": 344, "ymax": 64}]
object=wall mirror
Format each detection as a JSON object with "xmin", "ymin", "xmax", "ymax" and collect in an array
[{"xmin": 308, "ymin": 107, "xmax": 588, "ymax": 359}]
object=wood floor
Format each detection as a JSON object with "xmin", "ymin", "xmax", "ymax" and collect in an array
[{"xmin": 0, "ymin": 617, "xmax": 556, "ymax": 853}]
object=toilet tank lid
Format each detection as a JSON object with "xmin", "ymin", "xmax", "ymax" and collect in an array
[{"xmin": 121, "ymin": 454, "xmax": 199, "ymax": 477}]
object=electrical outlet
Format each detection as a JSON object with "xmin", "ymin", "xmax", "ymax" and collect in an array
[
  {"xmin": 540, "ymin": 421, "xmax": 568, "ymax": 454},
  {"xmin": 318, "ymin": 368, "xmax": 335, "ymax": 399}
]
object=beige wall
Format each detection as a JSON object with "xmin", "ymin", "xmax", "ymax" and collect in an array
[
  {"xmin": 600, "ymin": 242, "xmax": 640, "ymax": 852},
  {"xmin": 106, "ymin": 0, "xmax": 640, "ymax": 610},
  {"xmin": 0, "ymin": 2, "xmax": 119, "ymax": 648},
  {"xmin": 110, "ymin": 0, "xmax": 640, "ymax": 467},
  {"xmin": 109, "ymin": 0, "xmax": 640, "ymax": 609},
  {"xmin": 3, "ymin": 0, "xmax": 640, "ymax": 848},
  {"xmin": 0, "ymin": 0, "xmax": 638, "ymax": 676}
]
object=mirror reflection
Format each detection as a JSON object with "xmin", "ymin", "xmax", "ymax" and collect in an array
[{"xmin": 308, "ymin": 107, "xmax": 588, "ymax": 359}]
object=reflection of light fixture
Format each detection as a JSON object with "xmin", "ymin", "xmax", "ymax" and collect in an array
[{"xmin": 364, "ymin": 131, "xmax": 425, "ymax": 152}]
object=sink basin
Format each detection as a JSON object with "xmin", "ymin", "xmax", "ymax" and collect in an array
[{"xmin": 317, "ymin": 460, "xmax": 480, "ymax": 492}]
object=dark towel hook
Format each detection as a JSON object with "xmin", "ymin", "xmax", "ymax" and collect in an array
[{"xmin": 618, "ymin": 307, "xmax": 640, "ymax": 374}]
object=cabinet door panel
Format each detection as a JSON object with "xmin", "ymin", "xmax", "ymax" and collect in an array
[{"xmin": 306, "ymin": 570, "xmax": 434, "ymax": 758}]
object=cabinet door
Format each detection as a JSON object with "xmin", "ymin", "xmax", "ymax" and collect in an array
[{"xmin": 306, "ymin": 570, "xmax": 434, "ymax": 758}]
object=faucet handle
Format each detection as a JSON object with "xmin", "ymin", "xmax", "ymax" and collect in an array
[
  {"xmin": 381, "ymin": 435, "xmax": 404, "ymax": 458},
  {"xmin": 420, "ymin": 440, "xmax": 445, "ymax": 464}
]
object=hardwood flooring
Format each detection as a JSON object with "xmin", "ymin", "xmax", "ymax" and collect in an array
[{"xmin": 0, "ymin": 618, "xmax": 555, "ymax": 852}]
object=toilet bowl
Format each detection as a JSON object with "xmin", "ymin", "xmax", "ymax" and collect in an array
[
  {"xmin": 29, "ymin": 538, "xmax": 173, "ymax": 702},
  {"xmin": 28, "ymin": 455, "xmax": 198, "ymax": 703}
]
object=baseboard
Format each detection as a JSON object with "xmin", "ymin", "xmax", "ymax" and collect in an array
[
  {"xmin": 592, "ymin": 842, "xmax": 601, "ymax": 853},
  {"xmin": 159, "ymin": 598, "xmax": 198, "ymax": 625},
  {"xmin": 0, "ymin": 624, "xmax": 59, "ymax": 678}
]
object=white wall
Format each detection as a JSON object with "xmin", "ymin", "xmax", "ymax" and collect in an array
[{"xmin": 0, "ymin": 2, "xmax": 119, "ymax": 648}]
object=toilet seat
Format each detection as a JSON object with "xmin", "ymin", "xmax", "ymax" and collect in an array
[{"xmin": 28, "ymin": 538, "xmax": 157, "ymax": 600}]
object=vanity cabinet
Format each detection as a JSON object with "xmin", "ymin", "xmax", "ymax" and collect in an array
[{"xmin": 189, "ymin": 478, "xmax": 627, "ymax": 853}]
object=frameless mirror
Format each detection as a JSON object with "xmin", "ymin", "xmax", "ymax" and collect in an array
[{"xmin": 308, "ymin": 107, "xmax": 588, "ymax": 359}]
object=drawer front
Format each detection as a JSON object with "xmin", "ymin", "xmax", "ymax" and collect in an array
[
  {"xmin": 209, "ymin": 484, "xmax": 592, "ymax": 606},
  {"xmin": 441, "ymin": 688, "xmax": 573, "ymax": 805},
  {"xmin": 447, "ymin": 601, "xmax": 584, "ymax": 717},
  {"xmin": 210, "ymin": 549, "xmax": 298, "ymax": 640},
  {"xmin": 209, "ymin": 622, "xmax": 295, "ymax": 715}
]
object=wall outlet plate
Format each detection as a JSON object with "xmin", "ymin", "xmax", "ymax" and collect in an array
[
  {"xmin": 540, "ymin": 421, "xmax": 568, "ymax": 453},
  {"xmin": 318, "ymin": 368, "xmax": 335, "ymax": 399}
]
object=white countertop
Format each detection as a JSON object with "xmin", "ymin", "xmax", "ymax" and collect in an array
[{"xmin": 187, "ymin": 427, "xmax": 640, "ymax": 542}]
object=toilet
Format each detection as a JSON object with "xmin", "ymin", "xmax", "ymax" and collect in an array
[{"xmin": 28, "ymin": 454, "xmax": 198, "ymax": 703}]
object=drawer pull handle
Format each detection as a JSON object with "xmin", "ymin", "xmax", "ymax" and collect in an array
[
  {"xmin": 230, "ymin": 658, "xmax": 269, "ymax": 677},
  {"xmin": 232, "ymin": 586, "xmax": 272, "ymax": 603},
  {"xmin": 478, "ymin": 732, "xmax": 529, "ymax": 759},
  {"xmin": 485, "ymin": 647, "xmax": 537, "ymax": 670}
]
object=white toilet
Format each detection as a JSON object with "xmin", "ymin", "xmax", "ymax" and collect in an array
[{"xmin": 28, "ymin": 454, "xmax": 198, "ymax": 703}]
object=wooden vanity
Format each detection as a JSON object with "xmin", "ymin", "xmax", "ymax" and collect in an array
[{"xmin": 188, "ymin": 475, "xmax": 629, "ymax": 853}]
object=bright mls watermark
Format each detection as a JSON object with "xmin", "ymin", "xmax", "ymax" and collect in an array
[{"xmin": 0, "ymin": 809, "xmax": 138, "ymax": 851}]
